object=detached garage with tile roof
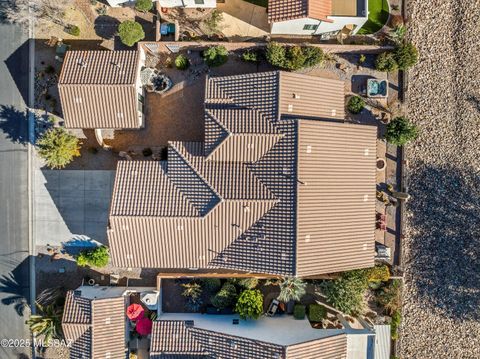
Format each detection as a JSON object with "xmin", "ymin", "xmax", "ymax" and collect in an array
[{"xmin": 58, "ymin": 50, "xmax": 144, "ymax": 129}]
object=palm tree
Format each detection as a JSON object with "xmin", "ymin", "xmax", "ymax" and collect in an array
[
  {"xmin": 277, "ymin": 277, "xmax": 307, "ymax": 302},
  {"xmin": 26, "ymin": 303, "xmax": 63, "ymax": 342}
]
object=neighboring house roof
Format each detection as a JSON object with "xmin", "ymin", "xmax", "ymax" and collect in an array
[
  {"xmin": 108, "ymin": 71, "xmax": 376, "ymax": 276},
  {"xmin": 58, "ymin": 50, "xmax": 140, "ymax": 129},
  {"xmin": 62, "ymin": 291, "xmax": 126, "ymax": 359},
  {"xmin": 268, "ymin": 0, "xmax": 333, "ymax": 23},
  {"xmin": 149, "ymin": 320, "xmax": 347, "ymax": 359}
]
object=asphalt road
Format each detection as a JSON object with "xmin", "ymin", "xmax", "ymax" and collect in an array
[{"xmin": 0, "ymin": 22, "xmax": 31, "ymax": 359}]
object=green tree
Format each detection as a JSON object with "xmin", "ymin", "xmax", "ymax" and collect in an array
[
  {"xmin": 265, "ymin": 42, "xmax": 286, "ymax": 68},
  {"xmin": 394, "ymin": 42, "xmax": 418, "ymax": 70},
  {"xmin": 385, "ymin": 116, "xmax": 418, "ymax": 146},
  {"xmin": 181, "ymin": 281, "xmax": 203, "ymax": 312},
  {"xmin": 211, "ymin": 282, "xmax": 237, "ymax": 309},
  {"xmin": 235, "ymin": 289, "xmax": 263, "ymax": 320},
  {"xmin": 375, "ymin": 52, "xmax": 398, "ymax": 72},
  {"xmin": 236, "ymin": 278, "xmax": 259, "ymax": 290},
  {"xmin": 135, "ymin": 0, "xmax": 153, "ymax": 12},
  {"xmin": 278, "ymin": 277, "xmax": 307, "ymax": 302},
  {"xmin": 347, "ymin": 96, "xmax": 365, "ymax": 114},
  {"xmin": 37, "ymin": 128, "xmax": 80, "ymax": 169},
  {"xmin": 77, "ymin": 246, "xmax": 110, "ymax": 268},
  {"xmin": 283, "ymin": 46, "xmax": 307, "ymax": 70},
  {"xmin": 118, "ymin": 20, "xmax": 145, "ymax": 47},
  {"xmin": 203, "ymin": 45, "xmax": 229, "ymax": 67},
  {"xmin": 26, "ymin": 303, "xmax": 63, "ymax": 342},
  {"xmin": 320, "ymin": 270, "xmax": 369, "ymax": 315},
  {"xmin": 202, "ymin": 278, "xmax": 222, "ymax": 292},
  {"xmin": 242, "ymin": 50, "xmax": 258, "ymax": 63}
]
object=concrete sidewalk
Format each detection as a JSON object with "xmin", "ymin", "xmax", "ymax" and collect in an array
[{"xmin": 34, "ymin": 169, "xmax": 115, "ymax": 247}]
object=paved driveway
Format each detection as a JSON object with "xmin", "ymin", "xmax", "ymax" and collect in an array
[{"xmin": 34, "ymin": 170, "xmax": 115, "ymax": 247}]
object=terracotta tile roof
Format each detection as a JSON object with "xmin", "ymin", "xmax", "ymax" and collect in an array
[
  {"xmin": 108, "ymin": 71, "xmax": 376, "ymax": 276},
  {"xmin": 296, "ymin": 120, "xmax": 377, "ymax": 276},
  {"xmin": 62, "ymin": 291, "xmax": 126, "ymax": 359},
  {"xmin": 150, "ymin": 321, "xmax": 348, "ymax": 359},
  {"xmin": 58, "ymin": 50, "xmax": 141, "ymax": 129},
  {"xmin": 268, "ymin": 0, "xmax": 333, "ymax": 23}
]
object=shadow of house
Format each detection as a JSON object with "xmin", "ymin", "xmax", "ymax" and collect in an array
[
  {"xmin": 4, "ymin": 38, "xmax": 29, "ymax": 106},
  {"xmin": 0, "ymin": 256, "xmax": 31, "ymax": 316},
  {"xmin": 408, "ymin": 164, "xmax": 480, "ymax": 321},
  {"xmin": 467, "ymin": 95, "xmax": 480, "ymax": 113}
]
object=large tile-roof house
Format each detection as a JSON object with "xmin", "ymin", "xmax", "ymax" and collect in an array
[
  {"xmin": 58, "ymin": 50, "xmax": 145, "ymax": 129},
  {"xmin": 108, "ymin": 71, "xmax": 377, "ymax": 277},
  {"xmin": 268, "ymin": 0, "xmax": 368, "ymax": 36},
  {"xmin": 62, "ymin": 290, "xmax": 126, "ymax": 359}
]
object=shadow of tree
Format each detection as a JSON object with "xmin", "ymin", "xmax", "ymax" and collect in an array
[
  {"xmin": 0, "ymin": 256, "xmax": 31, "ymax": 317},
  {"xmin": 0, "ymin": 105, "xmax": 29, "ymax": 145},
  {"xmin": 94, "ymin": 15, "xmax": 120, "ymax": 40},
  {"xmin": 408, "ymin": 164, "xmax": 480, "ymax": 320}
]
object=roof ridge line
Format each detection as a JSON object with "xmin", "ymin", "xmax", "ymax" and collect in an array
[{"xmin": 168, "ymin": 141, "xmax": 224, "ymax": 207}]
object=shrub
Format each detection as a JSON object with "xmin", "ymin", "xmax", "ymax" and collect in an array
[
  {"xmin": 377, "ymin": 280, "xmax": 402, "ymax": 315},
  {"xmin": 26, "ymin": 303, "xmax": 63, "ymax": 342},
  {"xmin": 293, "ymin": 304, "xmax": 306, "ymax": 320},
  {"xmin": 367, "ymin": 265, "xmax": 390, "ymax": 283},
  {"xmin": 181, "ymin": 281, "xmax": 202, "ymax": 300},
  {"xmin": 67, "ymin": 25, "xmax": 80, "ymax": 37},
  {"xmin": 358, "ymin": 54, "xmax": 366, "ymax": 65},
  {"xmin": 45, "ymin": 65, "xmax": 55, "ymax": 74},
  {"xmin": 320, "ymin": 270, "xmax": 369, "ymax": 315},
  {"xmin": 308, "ymin": 304, "xmax": 326, "ymax": 322},
  {"xmin": 235, "ymin": 289, "xmax": 263, "ymax": 320},
  {"xmin": 265, "ymin": 42, "xmax": 286, "ymax": 68},
  {"xmin": 142, "ymin": 147, "xmax": 152, "ymax": 157},
  {"xmin": 118, "ymin": 20, "xmax": 145, "ymax": 47},
  {"xmin": 202, "ymin": 278, "xmax": 222, "ymax": 292},
  {"xmin": 390, "ymin": 310, "xmax": 401, "ymax": 340},
  {"xmin": 385, "ymin": 116, "xmax": 418, "ymax": 146},
  {"xmin": 77, "ymin": 246, "xmax": 109, "ymax": 268},
  {"xmin": 390, "ymin": 14, "xmax": 404, "ymax": 28},
  {"xmin": 283, "ymin": 45, "xmax": 307, "ymax": 71},
  {"xmin": 242, "ymin": 50, "xmax": 258, "ymax": 63},
  {"xmin": 37, "ymin": 128, "xmax": 81, "ymax": 169},
  {"xmin": 181, "ymin": 281, "xmax": 203, "ymax": 312},
  {"xmin": 394, "ymin": 42, "xmax": 418, "ymax": 70},
  {"xmin": 389, "ymin": 25, "xmax": 407, "ymax": 44},
  {"xmin": 278, "ymin": 277, "xmax": 307, "ymax": 302},
  {"xmin": 347, "ymin": 96, "xmax": 365, "ymax": 114},
  {"xmin": 135, "ymin": 0, "xmax": 153, "ymax": 12},
  {"xmin": 237, "ymin": 278, "xmax": 259, "ymax": 290},
  {"xmin": 175, "ymin": 54, "xmax": 190, "ymax": 70},
  {"xmin": 211, "ymin": 282, "xmax": 237, "ymax": 309},
  {"xmin": 375, "ymin": 52, "xmax": 398, "ymax": 72},
  {"xmin": 301, "ymin": 46, "xmax": 324, "ymax": 68},
  {"xmin": 204, "ymin": 9, "xmax": 223, "ymax": 35},
  {"xmin": 203, "ymin": 45, "xmax": 229, "ymax": 67}
]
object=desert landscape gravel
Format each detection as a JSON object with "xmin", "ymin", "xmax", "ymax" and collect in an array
[{"xmin": 400, "ymin": 0, "xmax": 480, "ymax": 358}]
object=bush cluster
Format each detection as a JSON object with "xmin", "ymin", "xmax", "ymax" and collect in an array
[
  {"xmin": 375, "ymin": 42, "xmax": 418, "ymax": 72},
  {"xmin": 391, "ymin": 310, "xmax": 402, "ymax": 340},
  {"xmin": 377, "ymin": 279, "xmax": 402, "ymax": 315},
  {"xmin": 265, "ymin": 42, "xmax": 323, "ymax": 71},
  {"xmin": 203, "ymin": 45, "xmax": 229, "ymax": 67},
  {"xmin": 202, "ymin": 278, "xmax": 222, "ymax": 292},
  {"xmin": 347, "ymin": 96, "xmax": 365, "ymax": 114},
  {"xmin": 181, "ymin": 281, "xmax": 203, "ymax": 311},
  {"xmin": 77, "ymin": 246, "xmax": 109, "ymax": 268}
]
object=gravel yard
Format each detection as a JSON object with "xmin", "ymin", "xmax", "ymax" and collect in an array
[{"xmin": 400, "ymin": 0, "xmax": 480, "ymax": 358}]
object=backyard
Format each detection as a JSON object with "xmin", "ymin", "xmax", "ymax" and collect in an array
[{"xmin": 358, "ymin": 0, "xmax": 390, "ymax": 34}]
